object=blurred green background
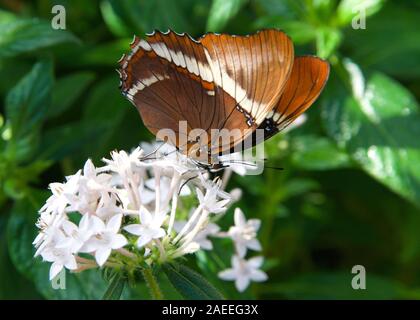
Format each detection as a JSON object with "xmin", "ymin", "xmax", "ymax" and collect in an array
[{"xmin": 1, "ymin": 0, "xmax": 420, "ymax": 299}]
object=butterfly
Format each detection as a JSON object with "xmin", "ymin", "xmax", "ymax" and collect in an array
[{"xmin": 118, "ymin": 29, "xmax": 329, "ymax": 166}]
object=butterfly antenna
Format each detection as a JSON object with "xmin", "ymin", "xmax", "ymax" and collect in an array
[
  {"xmin": 178, "ymin": 175, "xmax": 199, "ymax": 196},
  {"xmin": 220, "ymin": 158, "xmax": 284, "ymax": 171},
  {"xmin": 140, "ymin": 141, "xmax": 166, "ymax": 161}
]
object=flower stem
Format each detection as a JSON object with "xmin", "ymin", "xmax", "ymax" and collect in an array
[{"xmin": 141, "ymin": 268, "xmax": 163, "ymax": 300}]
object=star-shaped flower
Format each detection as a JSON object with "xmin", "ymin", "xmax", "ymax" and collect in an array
[
  {"xmin": 39, "ymin": 171, "xmax": 81, "ymax": 215},
  {"xmin": 196, "ymin": 183, "xmax": 230, "ymax": 214},
  {"xmin": 218, "ymin": 255, "xmax": 267, "ymax": 292},
  {"xmin": 124, "ymin": 207, "xmax": 166, "ymax": 247},
  {"xmin": 80, "ymin": 214, "xmax": 127, "ymax": 266},
  {"xmin": 228, "ymin": 208, "xmax": 261, "ymax": 257},
  {"xmin": 40, "ymin": 232, "xmax": 78, "ymax": 280}
]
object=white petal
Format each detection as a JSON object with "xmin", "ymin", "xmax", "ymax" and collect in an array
[
  {"xmin": 124, "ymin": 224, "xmax": 143, "ymax": 235},
  {"xmin": 249, "ymin": 219, "xmax": 261, "ymax": 231},
  {"xmin": 111, "ymin": 234, "xmax": 127, "ymax": 249},
  {"xmin": 139, "ymin": 207, "xmax": 152, "ymax": 224},
  {"xmin": 183, "ymin": 241, "xmax": 200, "ymax": 254},
  {"xmin": 90, "ymin": 215, "xmax": 106, "ymax": 232},
  {"xmin": 248, "ymin": 256, "xmax": 264, "ymax": 269},
  {"xmin": 232, "ymin": 255, "xmax": 242, "ymax": 269},
  {"xmin": 218, "ymin": 269, "xmax": 237, "ymax": 281},
  {"xmin": 62, "ymin": 220, "xmax": 77, "ymax": 235},
  {"xmin": 250, "ymin": 270, "xmax": 268, "ymax": 282},
  {"xmin": 79, "ymin": 238, "xmax": 97, "ymax": 253},
  {"xmin": 95, "ymin": 248, "xmax": 111, "ymax": 266},
  {"xmin": 236, "ymin": 276, "xmax": 250, "ymax": 292},
  {"xmin": 79, "ymin": 213, "xmax": 90, "ymax": 230},
  {"xmin": 199, "ymin": 239, "xmax": 213, "ymax": 250},
  {"xmin": 153, "ymin": 228, "xmax": 166, "ymax": 239},
  {"xmin": 83, "ymin": 159, "xmax": 95, "ymax": 177},
  {"xmin": 107, "ymin": 214, "xmax": 122, "ymax": 233},
  {"xmin": 49, "ymin": 262, "xmax": 64, "ymax": 280},
  {"xmin": 196, "ymin": 188, "xmax": 204, "ymax": 203},
  {"xmin": 247, "ymin": 239, "xmax": 262, "ymax": 252},
  {"xmin": 235, "ymin": 242, "xmax": 247, "ymax": 258},
  {"xmin": 64, "ymin": 256, "xmax": 78, "ymax": 270},
  {"xmin": 137, "ymin": 235, "xmax": 152, "ymax": 248},
  {"xmin": 234, "ymin": 208, "xmax": 246, "ymax": 227}
]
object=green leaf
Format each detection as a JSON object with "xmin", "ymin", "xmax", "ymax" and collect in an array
[
  {"xmin": 6, "ymin": 60, "xmax": 53, "ymax": 139},
  {"xmin": 0, "ymin": 214, "xmax": 41, "ymax": 299},
  {"xmin": 81, "ymin": 76, "xmax": 128, "ymax": 159},
  {"xmin": 56, "ymin": 39, "xmax": 129, "ymax": 67},
  {"xmin": 337, "ymin": 0, "xmax": 384, "ymax": 26},
  {"xmin": 39, "ymin": 122, "xmax": 106, "ymax": 161},
  {"xmin": 163, "ymin": 263, "xmax": 224, "ymax": 300},
  {"xmin": 100, "ymin": 0, "xmax": 132, "ymax": 37},
  {"xmin": 0, "ymin": 9, "xmax": 17, "ymax": 24},
  {"xmin": 280, "ymin": 178, "xmax": 321, "ymax": 200},
  {"xmin": 119, "ymin": 0, "xmax": 190, "ymax": 33},
  {"xmin": 0, "ymin": 18, "xmax": 79, "ymax": 58},
  {"xmin": 291, "ymin": 135, "xmax": 352, "ymax": 170},
  {"xmin": 49, "ymin": 72, "xmax": 95, "ymax": 118},
  {"xmin": 7, "ymin": 193, "xmax": 108, "ymax": 299},
  {"xmin": 343, "ymin": 2, "xmax": 420, "ymax": 79},
  {"xmin": 206, "ymin": 0, "xmax": 249, "ymax": 32},
  {"xmin": 5, "ymin": 60, "xmax": 53, "ymax": 162},
  {"xmin": 322, "ymin": 59, "xmax": 420, "ymax": 207},
  {"xmin": 316, "ymin": 27, "xmax": 342, "ymax": 59},
  {"xmin": 102, "ymin": 272, "xmax": 126, "ymax": 300}
]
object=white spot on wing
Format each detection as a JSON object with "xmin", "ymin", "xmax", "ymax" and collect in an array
[
  {"xmin": 127, "ymin": 74, "xmax": 169, "ymax": 97},
  {"xmin": 139, "ymin": 39, "xmax": 151, "ymax": 51}
]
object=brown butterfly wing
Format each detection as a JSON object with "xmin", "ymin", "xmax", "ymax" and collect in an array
[
  {"xmin": 199, "ymin": 30, "xmax": 294, "ymax": 153},
  {"xmin": 119, "ymin": 30, "xmax": 295, "ymax": 160},
  {"xmin": 259, "ymin": 56, "xmax": 330, "ymax": 140},
  {"xmin": 119, "ymin": 31, "xmax": 229, "ymax": 157}
]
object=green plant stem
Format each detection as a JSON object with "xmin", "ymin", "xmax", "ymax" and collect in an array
[{"xmin": 141, "ymin": 268, "xmax": 163, "ymax": 300}]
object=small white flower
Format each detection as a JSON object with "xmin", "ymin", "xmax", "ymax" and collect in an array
[
  {"xmin": 101, "ymin": 148, "xmax": 143, "ymax": 178},
  {"xmin": 33, "ymin": 212, "xmax": 66, "ymax": 257},
  {"xmin": 81, "ymin": 159, "xmax": 112, "ymax": 191},
  {"xmin": 228, "ymin": 208, "xmax": 261, "ymax": 257},
  {"xmin": 40, "ymin": 232, "xmax": 78, "ymax": 280},
  {"xmin": 58, "ymin": 214, "xmax": 98, "ymax": 253},
  {"xmin": 174, "ymin": 220, "xmax": 220, "ymax": 250},
  {"xmin": 35, "ymin": 145, "xmax": 266, "ymax": 286},
  {"xmin": 96, "ymin": 193, "xmax": 122, "ymax": 220},
  {"xmin": 39, "ymin": 171, "xmax": 81, "ymax": 215},
  {"xmin": 196, "ymin": 183, "xmax": 230, "ymax": 214},
  {"xmin": 81, "ymin": 214, "xmax": 127, "ymax": 266},
  {"xmin": 218, "ymin": 255, "xmax": 267, "ymax": 292},
  {"xmin": 124, "ymin": 207, "xmax": 166, "ymax": 247}
]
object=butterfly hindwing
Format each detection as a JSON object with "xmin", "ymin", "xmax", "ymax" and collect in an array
[{"xmin": 259, "ymin": 56, "xmax": 330, "ymax": 140}]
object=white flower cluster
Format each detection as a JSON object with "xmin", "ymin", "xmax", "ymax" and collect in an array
[{"xmin": 33, "ymin": 143, "xmax": 266, "ymax": 292}]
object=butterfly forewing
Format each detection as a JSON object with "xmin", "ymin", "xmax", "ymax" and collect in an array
[
  {"xmin": 199, "ymin": 30, "xmax": 294, "ymax": 145},
  {"xmin": 119, "ymin": 30, "xmax": 295, "ymax": 161}
]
